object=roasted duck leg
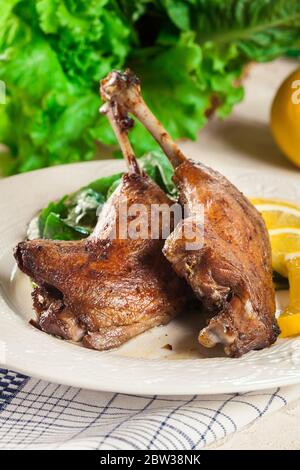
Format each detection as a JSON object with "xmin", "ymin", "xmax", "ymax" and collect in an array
[
  {"xmin": 101, "ymin": 69, "xmax": 279, "ymax": 357},
  {"xmin": 14, "ymin": 97, "xmax": 187, "ymax": 350}
]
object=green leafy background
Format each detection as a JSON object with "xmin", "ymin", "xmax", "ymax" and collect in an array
[{"xmin": 1, "ymin": 0, "xmax": 300, "ymax": 174}]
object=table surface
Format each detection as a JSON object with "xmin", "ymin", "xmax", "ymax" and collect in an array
[
  {"xmin": 1, "ymin": 58, "xmax": 300, "ymax": 450},
  {"xmin": 182, "ymin": 57, "xmax": 300, "ymax": 450}
]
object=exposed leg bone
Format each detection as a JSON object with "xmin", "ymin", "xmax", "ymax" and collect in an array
[
  {"xmin": 100, "ymin": 70, "xmax": 186, "ymax": 168},
  {"xmin": 100, "ymin": 100, "xmax": 141, "ymax": 175}
]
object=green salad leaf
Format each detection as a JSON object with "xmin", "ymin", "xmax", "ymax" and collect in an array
[
  {"xmin": 37, "ymin": 187, "xmax": 105, "ymax": 240},
  {"xmin": 140, "ymin": 150, "xmax": 177, "ymax": 197},
  {"xmin": 38, "ymin": 195, "xmax": 68, "ymax": 236},
  {"xmin": 43, "ymin": 213, "xmax": 91, "ymax": 240},
  {"xmin": 31, "ymin": 150, "xmax": 175, "ymax": 241},
  {"xmin": 1, "ymin": 0, "xmax": 300, "ymax": 174}
]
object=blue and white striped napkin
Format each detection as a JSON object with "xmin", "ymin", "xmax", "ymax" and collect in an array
[{"xmin": 0, "ymin": 368, "xmax": 299, "ymax": 450}]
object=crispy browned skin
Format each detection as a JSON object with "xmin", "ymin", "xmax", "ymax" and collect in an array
[
  {"xmin": 15, "ymin": 172, "xmax": 188, "ymax": 350},
  {"xmin": 102, "ymin": 69, "xmax": 279, "ymax": 357},
  {"xmin": 164, "ymin": 160, "xmax": 278, "ymax": 356}
]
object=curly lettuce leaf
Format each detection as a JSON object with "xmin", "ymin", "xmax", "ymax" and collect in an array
[
  {"xmin": 1, "ymin": 0, "xmax": 300, "ymax": 174},
  {"xmin": 192, "ymin": 0, "xmax": 300, "ymax": 61},
  {"xmin": 0, "ymin": 0, "xmax": 133, "ymax": 173}
]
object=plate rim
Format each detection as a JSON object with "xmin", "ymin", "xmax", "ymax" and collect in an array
[{"xmin": 1, "ymin": 159, "xmax": 300, "ymax": 395}]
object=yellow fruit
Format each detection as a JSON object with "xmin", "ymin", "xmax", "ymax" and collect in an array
[
  {"xmin": 286, "ymin": 255, "xmax": 300, "ymax": 305},
  {"xmin": 251, "ymin": 198, "xmax": 300, "ymax": 210},
  {"xmin": 268, "ymin": 228, "xmax": 300, "ymax": 277},
  {"xmin": 252, "ymin": 198, "xmax": 300, "ymax": 338},
  {"xmin": 271, "ymin": 68, "xmax": 300, "ymax": 167},
  {"xmin": 251, "ymin": 198, "xmax": 300, "ymax": 229},
  {"xmin": 278, "ymin": 312, "xmax": 300, "ymax": 338},
  {"xmin": 278, "ymin": 255, "xmax": 300, "ymax": 338}
]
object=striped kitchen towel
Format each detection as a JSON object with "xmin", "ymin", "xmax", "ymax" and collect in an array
[{"xmin": 0, "ymin": 368, "xmax": 299, "ymax": 450}]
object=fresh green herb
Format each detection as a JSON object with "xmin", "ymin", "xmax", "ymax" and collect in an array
[
  {"xmin": 37, "ymin": 188, "xmax": 104, "ymax": 240},
  {"xmin": 1, "ymin": 1, "xmax": 300, "ymax": 174},
  {"xmin": 65, "ymin": 188, "xmax": 104, "ymax": 229},
  {"xmin": 38, "ymin": 196, "xmax": 68, "ymax": 235},
  {"xmin": 86, "ymin": 173, "xmax": 123, "ymax": 197},
  {"xmin": 140, "ymin": 150, "xmax": 177, "ymax": 197},
  {"xmin": 43, "ymin": 213, "xmax": 90, "ymax": 240}
]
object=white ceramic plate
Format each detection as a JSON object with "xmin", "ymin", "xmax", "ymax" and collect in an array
[{"xmin": 1, "ymin": 160, "xmax": 300, "ymax": 395}]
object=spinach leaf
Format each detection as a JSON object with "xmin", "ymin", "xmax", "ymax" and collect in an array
[
  {"xmin": 140, "ymin": 150, "xmax": 176, "ymax": 197},
  {"xmin": 86, "ymin": 173, "xmax": 123, "ymax": 197},
  {"xmin": 38, "ymin": 196, "xmax": 68, "ymax": 236},
  {"xmin": 65, "ymin": 188, "xmax": 104, "ymax": 230},
  {"xmin": 43, "ymin": 213, "xmax": 90, "ymax": 241}
]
